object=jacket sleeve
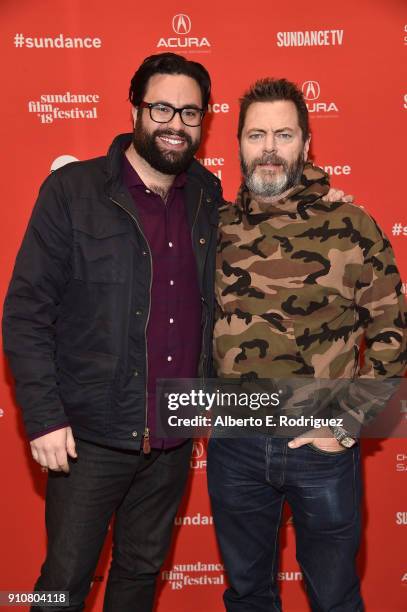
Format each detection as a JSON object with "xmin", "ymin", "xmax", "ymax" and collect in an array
[
  {"xmin": 2, "ymin": 171, "xmax": 73, "ymax": 438},
  {"xmin": 333, "ymin": 235, "xmax": 407, "ymax": 433}
]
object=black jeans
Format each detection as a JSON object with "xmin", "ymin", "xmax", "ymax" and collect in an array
[
  {"xmin": 32, "ymin": 438, "xmax": 192, "ymax": 611},
  {"xmin": 207, "ymin": 436, "xmax": 363, "ymax": 612}
]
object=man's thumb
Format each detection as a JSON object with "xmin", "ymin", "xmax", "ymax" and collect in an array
[{"xmin": 66, "ymin": 427, "xmax": 77, "ymax": 458}]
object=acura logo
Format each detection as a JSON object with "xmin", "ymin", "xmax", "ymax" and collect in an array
[
  {"xmin": 192, "ymin": 441, "xmax": 204, "ymax": 459},
  {"xmin": 302, "ymin": 81, "xmax": 321, "ymax": 101},
  {"xmin": 172, "ymin": 14, "xmax": 192, "ymax": 35}
]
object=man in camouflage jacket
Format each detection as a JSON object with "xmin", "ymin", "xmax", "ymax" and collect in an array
[{"xmin": 207, "ymin": 78, "xmax": 406, "ymax": 612}]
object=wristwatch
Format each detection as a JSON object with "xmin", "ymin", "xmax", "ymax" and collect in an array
[{"xmin": 330, "ymin": 425, "xmax": 356, "ymax": 448}]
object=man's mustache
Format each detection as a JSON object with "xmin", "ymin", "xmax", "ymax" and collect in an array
[{"xmin": 252, "ymin": 154, "xmax": 287, "ymax": 168}]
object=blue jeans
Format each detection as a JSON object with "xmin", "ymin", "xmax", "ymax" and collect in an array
[
  {"xmin": 207, "ymin": 436, "xmax": 363, "ymax": 612},
  {"xmin": 32, "ymin": 438, "xmax": 192, "ymax": 611}
]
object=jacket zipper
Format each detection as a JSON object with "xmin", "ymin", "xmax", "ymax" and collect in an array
[
  {"xmin": 200, "ymin": 304, "xmax": 208, "ymax": 386},
  {"xmin": 109, "ymin": 196, "xmax": 152, "ymax": 453},
  {"xmin": 190, "ymin": 188, "xmax": 208, "ymax": 384},
  {"xmin": 191, "ymin": 188, "xmax": 203, "ymax": 238}
]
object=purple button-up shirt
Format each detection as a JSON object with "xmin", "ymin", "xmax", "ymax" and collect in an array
[{"xmin": 123, "ymin": 156, "xmax": 202, "ymax": 449}]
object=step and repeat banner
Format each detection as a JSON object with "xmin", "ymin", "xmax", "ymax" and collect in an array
[{"xmin": 1, "ymin": 1, "xmax": 406, "ymax": 610}]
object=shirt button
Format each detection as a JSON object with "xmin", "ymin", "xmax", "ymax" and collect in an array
[
  {"xmin": 167, "ymin": 356, "xmax": 173, "ymax": 362},
  {"xmin": 132, "ymin": 431, "xmax": 138, "ymax": 437},
  {"xmin": 170, "ymin": 280, "xmax": 174, "ymax": 286},
  {"xmin": 199, "ymin": 238, "xmax": 206, "ymax": 245},
  {"xmin": 133, "ymin": 370, "xmax": 139, "ymax": 377},
  {"xmin": 145, "ymin": 189, "xmax": 151, "ymax": 194},
  {"xmin": 206, "ymin": 196, "xmax": 213, "ymax": 203},
  {"xmin": 142, "ymin": 251, "xmax": 147, "ymax": 256},
  {"xmin": 168, "ymin": 241, "xmax": 173, "ymax": 248},
  {"xmin": 135, "ymin": 310, "xmax": 142, "ymax": 316},
  {"xmin": 169, "ymin": 317, "xmax": 174, "ymax": 324}
]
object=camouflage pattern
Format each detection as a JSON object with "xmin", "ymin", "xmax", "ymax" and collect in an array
[{"xmin": 214, "ymin": 163, "xmax": 406, "ymax": 385}]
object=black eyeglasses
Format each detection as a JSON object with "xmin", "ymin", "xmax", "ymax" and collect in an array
[{"xmin": 139, "ymin": 101, "xmax": 205, "ymax": 127}]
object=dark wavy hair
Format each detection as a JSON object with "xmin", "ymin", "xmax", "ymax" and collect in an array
[
  {"xmin": 129, "ymin": 52, "xmax": 211, "ymax": 110},
  {"xmin": 237, "ymin": 78, "xmax": 310, "ymax": 142}
]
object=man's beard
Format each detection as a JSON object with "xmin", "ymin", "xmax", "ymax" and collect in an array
[
  {"xmin": 240, "ymin": 151, "xmax": 305, "ymax": 198},
  {"xmin": 133, "ymin": 116, "xmax": 200, "ymax": 175}
]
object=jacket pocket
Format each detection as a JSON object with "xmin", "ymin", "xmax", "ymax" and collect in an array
[
  {"xmin": 57, "ymin": 350, "xmax": 119, "ymax": 432},
  {"xmin": 72, "ymin": 214, "xmax": 130, "ymax": 284}
]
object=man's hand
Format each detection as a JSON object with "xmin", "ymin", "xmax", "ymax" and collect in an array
[
  {"xmin": 288, "ymin": 427, "xmax": 344, "ymax": 452},
  {"xmin": 323, "ymin": 188, "xmax": 354, "ymax": 203},
  {"xmin": 30, "ymin": 427, "xmax": 77, "ymax": 473}
]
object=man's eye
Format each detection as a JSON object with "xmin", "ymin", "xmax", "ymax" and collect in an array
[
  {"xmin": 183, "ymin": 109, "xmax": 199, "ymax": 118},
  {"xmin": 277, "ymin": 133, "xmax": 292, "ymax": 140},
  {"xmin": 248, "ymin": 133, "xmax": 262, "ymax": 140},
  {"xmin": 155, "ymin": 105, "xmax": 171, "ymax": 113}
]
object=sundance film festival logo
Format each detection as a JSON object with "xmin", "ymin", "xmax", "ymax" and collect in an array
[
  {"xmin": 28, "ymin": 92, "xmax": 100, "ymax": 124},
  {"xmin": 276, "ymin": 29, "xmax": 344, "ymax": 47},
  {"xmin": 161, "ymin": 562, "xmax": 224, "ymax": 590},
  {"xmin": 321, "ymin": 163, "xmax": 351, "ymax": 176},
  {"xmin": 302, "ymin": 81, "xmax": 339, "ymax": 116},
  {"xmin": 278, "ymin": 571, "xmax": 303, "ymax": 581},
  {"xmin": 157, "ymin": 14, "xmax": 211, "ymax": 52},
  {"xmin": 197, "ymin": 155, "xmax": 225, "ymax": 180},
  {"xmin": 174, "ymin": 513, "xmax": 214, "ymax": 526}
]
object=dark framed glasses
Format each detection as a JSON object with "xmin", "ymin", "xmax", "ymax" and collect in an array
[{"xmin": 139, "ymin": 101, "xmax": 205, "ymax": 127}]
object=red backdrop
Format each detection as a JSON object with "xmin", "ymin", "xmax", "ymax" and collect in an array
[{"xmin": 1, "ymin": 1, "xmax": 406, "ymax": 610}]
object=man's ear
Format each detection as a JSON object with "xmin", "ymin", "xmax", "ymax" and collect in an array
[
  {"xmin": 131, "ymin": 105, "xmax": 138, "ymax": 127},
  {"xmin": 303, "ymin": 135, "xmax": 311, "ymax": 161}
]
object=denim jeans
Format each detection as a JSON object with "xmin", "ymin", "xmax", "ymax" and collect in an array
[
  {"xmin": 31, "ymin": 437, "xmax": 192, "ymax": 612},
  {"xmin": 207, "ymin": 436, "xmax": 363, "ymax": 612}
]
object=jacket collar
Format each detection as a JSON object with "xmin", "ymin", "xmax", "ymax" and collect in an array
[{"xmin": 106, "ymin": 131, "xmax": 215, "ymax": 223}]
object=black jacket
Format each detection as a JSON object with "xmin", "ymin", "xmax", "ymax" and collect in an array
[{"xmin": 2, "ymin": 133, "xmax": 222, "ymax": 449}]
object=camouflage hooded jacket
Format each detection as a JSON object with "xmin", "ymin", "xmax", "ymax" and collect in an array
[{"xmin": 214, "ymin": 164, "xmax": 406, "ymax": 405}]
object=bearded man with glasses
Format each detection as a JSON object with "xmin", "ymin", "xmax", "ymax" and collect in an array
[{"xmin": 3, "ymin": 52, "xmax": 222, "ymax": 612}]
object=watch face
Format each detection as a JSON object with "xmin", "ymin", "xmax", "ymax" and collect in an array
[{"xmin": 341, "ymin": 436, "xmax": 356, "ymax": 448}]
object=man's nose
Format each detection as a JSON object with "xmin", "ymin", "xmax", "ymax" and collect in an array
[
  {"xmin": 264, "ymin": 133, "xmax": 276, "ymax": 151},
  {"xmin": 167, "ymin": 110, "xmax": 184, "ymax": 130}
]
